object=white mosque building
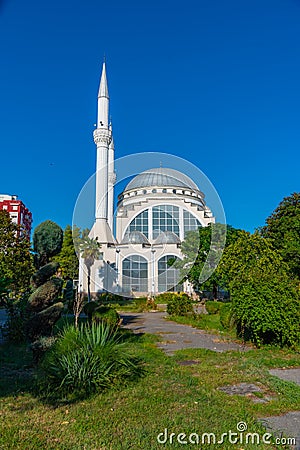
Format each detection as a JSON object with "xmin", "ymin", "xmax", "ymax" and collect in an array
[{"xmin": 79, "ymin": 63, "xmax": 215, "ymax": 297}]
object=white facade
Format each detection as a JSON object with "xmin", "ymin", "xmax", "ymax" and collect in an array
[{"xmin": 80, "ymin": 64, "xmax": 215, "ymax": 297}]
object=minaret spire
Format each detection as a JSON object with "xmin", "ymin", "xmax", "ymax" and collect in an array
[
  {"xmin": 97, "ymin": 62, "xmax": 109, "ymax": 129},
  {"xmin": 93, "ymin": 62, "xmax": 114, "ymax": 243},
  {"xmin": 98, "ymin": 61, "xmax": 109, "ymax": 99}
]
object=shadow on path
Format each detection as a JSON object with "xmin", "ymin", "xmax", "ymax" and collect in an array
[{"xmin": 120, "ymin": 311, "xmax": 248, "ymax": 355}]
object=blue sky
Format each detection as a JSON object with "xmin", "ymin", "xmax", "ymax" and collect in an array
[{"xmin": 0, "ymin": 0, "xmax": 299, "ymax": 233}]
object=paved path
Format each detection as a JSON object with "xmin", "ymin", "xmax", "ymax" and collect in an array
[
  {"xmin": 120, "ymin": 311, "xmax": 248, "ymax": 354},
  {"xmin": 269, "ymin": 368, "xmax": 300, "ymax": 386},
  {"xmin": 260, "ymin": 368, "xmax": 300, "ymax": 449},
  {"xmin": 121, "ymin": 311, "xmax": 300, "ymax": 448},
  {"xmin": 259, "ymin": 412, "xmax": 300, "ymax": 450}
]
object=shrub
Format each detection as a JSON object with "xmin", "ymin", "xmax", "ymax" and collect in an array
[
  {"xmin": 92, "ymin": 306, "xmax": 120, "ymax": 328},
  {"xmin": 83, "ymin": 301, "xmax": 99, "ymax": 321},
  {"xmin": 218, "ymin": 233, "xmax": 300, "ymax": 347},
  {"xmin": 155, "ymin": 292, "xmax": 176, "ymax": 304},
  {"xmin": 31, "ymin": 262, "xmax": 60, "ymax": 288},
  {"xmin": 133, "ymin": 297, "xmax": 148, "ymax": 312},
  {"xmin": 2, "ymin": 295, "xmax": 30, "ymax": 343},
  {"xmin": 231, "ymin": 277, "xmax": 300, "ymax": 347},
  {"xmin": 27, "ymin": 278, "xmax": 63, "ymax": 312},
  {"xmin": 167, "ymin": 293, "xmax": 194, "ymax": 316},
  {"xmin": 205, "ymin": 301, "xmax": 223, "ymax": 315},
  {"xmin": 219, "ymin": 303, "xmax": 235, "ymax": 330},
  {"xmin": 63, "ymin": 279, "xmax": 75, "ymax": 310},
  {"xmin": 39, "ymin": 323, "xmax": 144, "ymax": 399},
  {"xmin": 30, "ymin": 336, "xmax": 57, "ymax": 363},
  {"xmin": 96, "ymin": 292, "xmax": 124, "ymax": 304}
]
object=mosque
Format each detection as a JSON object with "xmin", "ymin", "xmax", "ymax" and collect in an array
[{"xmin": 79, "ymin": 63, "xmax": 215, "ymax": 297}]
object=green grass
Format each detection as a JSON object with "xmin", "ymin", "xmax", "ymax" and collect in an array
[
  {"xmin": 168, "ymin": 313, "xmax": 236, "ymax": 336},
  {"xmin": 0, "ymin": 331, "xmax": 299, "ymax": 449}
]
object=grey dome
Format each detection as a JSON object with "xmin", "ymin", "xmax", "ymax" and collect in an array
[
  {"xmin": 154, "ymin": 231, "xmax": 181, "ymax": 245},
  {"xmin": 125, "ymin": 168, "xmax": 199, "ymax": 191},
  {"xmin": 121, "ymin": 231, "xmax": 150, "ymax": 245}
]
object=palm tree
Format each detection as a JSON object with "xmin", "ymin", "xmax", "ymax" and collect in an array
[{"xmin": 79, "ymin": 235, "xmax": 101, "ymax": 303}]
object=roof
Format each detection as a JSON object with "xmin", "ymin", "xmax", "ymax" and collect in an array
[{"xmin": 124, "ymin": 168, "xmax": 199, "ymax": 191}]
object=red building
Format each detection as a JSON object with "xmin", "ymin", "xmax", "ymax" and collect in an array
[{"xmin": 0, "ymin": 194, "xmax": 32, "ymax": 238}]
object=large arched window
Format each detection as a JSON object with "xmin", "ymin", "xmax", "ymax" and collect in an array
[
  {"xmin": 157, "ymin": 255, "xmax": 182, "ymax": 293},
  {"xmin": 124, "ymin": 210, "xmax": 149, "ymax": 238},
  {"xmin": 122, "ymin": 255, "xmax": 148, "ymax": 293},
  {"xmin": 183, "ymin": 210, "xmax": 201, "ymax": 236},
  {"xmin": 152, "ymin": 205, "xmax": 179, "ymax": 239}
]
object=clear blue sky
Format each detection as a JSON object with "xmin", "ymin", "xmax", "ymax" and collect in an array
[{"xmin": 1, "ymin": 0, "xmax": 299, "ymax": 233}]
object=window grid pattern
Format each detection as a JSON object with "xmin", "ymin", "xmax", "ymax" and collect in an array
[
  {"xmin": 157, "ymin": 255, "xmax": 182, "ymax": 292},
  {"xmin": 122, "ymin": 255, "xmax": 148, "ymax": 292},
  {"xmin": 125, "ymin": 210, "xmax": 149, "ymax": 238},
  {"xmin": 152, "ymin": 205, "xmax": 179, "ymax": 239},
  {"xmin": 183, "ymin": 210, "xmax": 201, "ymax": 237}
]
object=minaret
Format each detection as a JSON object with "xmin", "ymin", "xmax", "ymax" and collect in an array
[
  {"xmin": 92, "ymin": 62, "xmax": 114, "ymax": 243},
  {"xmin": 107, "ymin": 122, "xmax": 116, "ymax": 231}
]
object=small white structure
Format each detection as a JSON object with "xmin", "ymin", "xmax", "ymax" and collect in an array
[{"xmin": 80, "ymin": 63, "xmax": 215, "ymax": 297}]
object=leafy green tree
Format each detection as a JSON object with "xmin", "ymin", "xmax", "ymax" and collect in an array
[
  {"xmin": 33, "ymin": 220, "xmax": 63, "ymax": 268},
  {"xmin": 53, "ymin": 225, "xmax": 79, "ymax": 279},
  {"xmin": 78, "ymin": 234, "xmax": 101, "ymax": 303},
  {"xmin": 178, "ymin": 224, "xmax": 243, "ymax": 297},
  {"xmin": 0, "ymin": 210, "xmax": 34, "ymax": 297},
  {"xmin": 218, "ymin": 232, "xmax": 300, "ymax": 347},
  {"xmin": 260, "ymin": 192, "xmax": 300, "ymax": 279}
]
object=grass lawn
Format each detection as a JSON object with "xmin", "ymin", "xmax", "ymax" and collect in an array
[
  {"xmin": 0, "ymin": 326, "xmax": 300, "ymax": 449},
  {"xmin": 167, "ymin": 311, "xmax": 240, "ymax": 342}
]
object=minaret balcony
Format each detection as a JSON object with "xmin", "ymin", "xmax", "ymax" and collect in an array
[{"xmin": 93, "ymin": 128, "xmax": 112, "ymax": 146}]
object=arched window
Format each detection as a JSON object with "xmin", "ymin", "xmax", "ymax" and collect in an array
[
  {"xmin": 152, "ymin": 205, "xmax": 179, "ymax": 239},
  {"xmin": 124, "ymin": 209, "xmax": 149, "ymax": 238},
  {"xmin": 183, "ymin": 209, "xmax": 202, "ymax": 237},
  {"xmin": 122, "ymin": 255, "xmax": 148, "ymax": 293},
  {"xmin": 157, "ymin": 255, "xmax": 182, "ymax": 293}
]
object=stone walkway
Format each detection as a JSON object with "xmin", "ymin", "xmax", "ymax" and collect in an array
[
  {"xmin": 269, "ymin": 368, "xmax": 300, "ymax": 386},
  {"xmin": 121, "ymin": 311, "xmax": 300, "ymax": 449},
  {"xmin": 120, "ymin": 311, "xmax": 248, "ymax": 354}
]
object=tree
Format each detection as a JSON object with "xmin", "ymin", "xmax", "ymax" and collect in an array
[
  {"xmin": 0, "ymin": 210, "xmax": 34, "ymax": 297},
  {"xmin": 178, "ymin": 224, "xmax": 243, "ymax": 297},
  {"xmin": 260, "ymin": 192, "xmax": 300, "ymax": 279},
  {"xmin": 52, "ymin": 225, "xmax": 79, "ymax": 279},
  {"xmin": 33, "ymin": 220, "xmax": 63, "ymax": 268},
  {"xmin": 78, "ymin": 233, "xmax": 101, "ymax": 303},
  {"xmin": 217, "ymin": 232, "xmax": 300, "ymax": 347}
]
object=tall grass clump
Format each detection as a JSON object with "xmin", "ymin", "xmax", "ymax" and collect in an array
[{"xmin": 39, "ymin": 322, "xmax": 144, "ymax": 400}]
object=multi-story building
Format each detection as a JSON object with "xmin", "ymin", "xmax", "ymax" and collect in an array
[{"xmin": 0, "ymin": 194, "xmax": 32, "ymax": 238}]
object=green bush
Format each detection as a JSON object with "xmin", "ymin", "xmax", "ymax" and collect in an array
[
  {"xmin": 83, "ymin": 301, "xmax": 99, "ymax": 321},
  {"xmin": 96, "ymin": 292, "xmax": 124, "ymax": 304},
  {"xmin": 232, "ymin": 277, "xmax": 300, "ymax": 347},
  {"xmin": 133, "ymin": 297, "xmax": 148, "ymax": 312},
  {"xmin": 30, "ymin": 336, "xmax": 57, "ymax": 363},
  {"xmin": 28, "ymin": 277, "xmax": 63, "ymax": 312},
  {"xmin": 31, "ymin": 262, "xmax": 60, "ymax": 288},
  {"xmin": 155, "ymin": 292, "xmax": 176, "ymax": 304},
  {"xmin": 217, "ymin": 233, "xmax": 300, "ymax": 347},
  {"xmin": 92, "ymin": 306, "xmax": 120, "ymax": 328},
  {"xmin": 2, "ymin": 296, "xmax": 30, "ymax": 343},
  {"xmin": 167, "ymin": 293, "xmax": 194, "ymax": 316},
  {"xmin": 205, "ymin": 301, "xmax": 223, "ymax": 315},
  {"xmin": 219, "ymin": 303, "xmax": 235, "ymax": 329},
  {"xmin": 39, "ymin": 323, "xmax": 144, "ymax": 399}
]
